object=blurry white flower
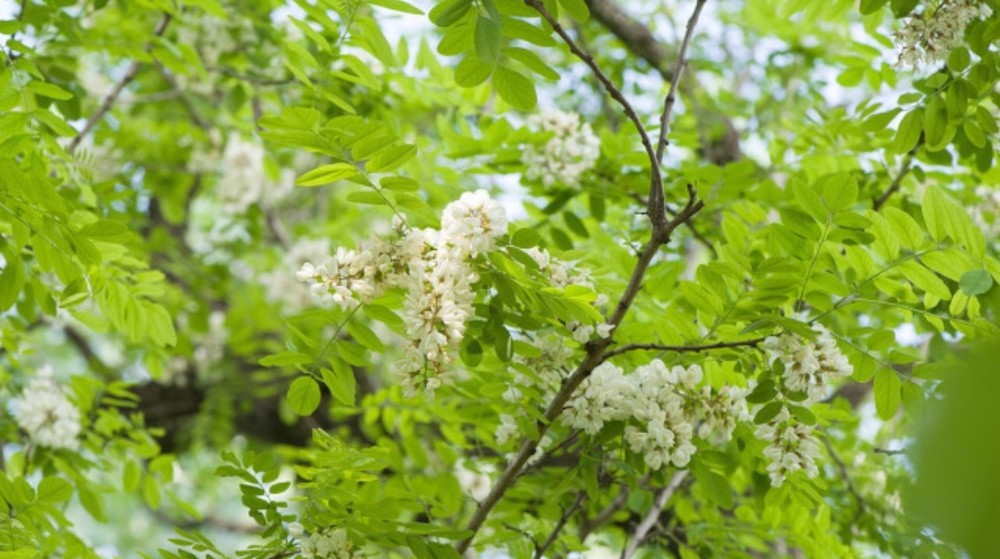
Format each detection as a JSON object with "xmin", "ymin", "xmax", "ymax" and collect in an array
[
  {"xmin": 524, "ymin": 109, "xmax": 601, "ymax": 187},
  {"xmin": 11, "ymin": 367, "xmax": 81, "ymax": 450}
]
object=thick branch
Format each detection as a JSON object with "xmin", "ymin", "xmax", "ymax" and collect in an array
[
  {"xmin": 524, "ymin": 0, "xmax": 663, "ymax": 225},
  {"xmin": 67, "ymin": 13, "xmax": 172, "ymax": 154},
  {"xmin": 620, "ymin": 471, "xmax": 688, "ymax": 559},
  {"xmin": 603, "ymin": 336, "xmax": 767, "ymax": 361}
]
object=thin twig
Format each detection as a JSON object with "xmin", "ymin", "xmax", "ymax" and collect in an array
[
  {"xmin": 534, "ymin": 492, "xmax": 586, "ymax": 559},
  {"xmin": 156, "ymin": 64, "xmax": 212, "ymax": 130},
  {"xmin": 822, "ymin": 437, "xmax": 865, "ymax": 523},
  {"xmin": 620, "ymin": 471, "xmax": 688, "ymax": 559},
  {"xmin": 873, "ymin": 147, "xmax": 918, "ymax": 211},
  {"xmin": 579, "ymin": 481, "xmax": 635, "ymax": 540},
  {"xmin": 873, "ymin": 447, "xmax": 906, "ymax": 456},
  {"xmin": 603, "ymin": 336, "xmax": 767, "ymax": 361},
  {"xmin": 524, "ymin": 0, "xmax": 663, "ymax": 225},
  {"xmin": 655, "ymin": 0, "xmax": 708, "ymax": 163},
  {"xmin": 67, "ymin": 13, "xmax": 172, "ymax": 154}
]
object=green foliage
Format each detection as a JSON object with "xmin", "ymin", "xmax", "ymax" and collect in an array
[{"xmin": 1, "ymin": 0, "xmax": 999, "ymax": 558}]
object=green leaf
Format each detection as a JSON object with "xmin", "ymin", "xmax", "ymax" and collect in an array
[
  {"xmin": 947, "ymin": 47, "xmax": 971, "ymax": 72},
  {"xmin": 511, "ymin": 227, "xmax": 541, "ymax": 248},
  {"xmin": 36, "ymin": 477, "xmax": 73, "ymax": 502},
  {"xmin": 368, "ymin": 0, "xmax": 424, "ymax": 14},
  {"xmin": 80, "ymin": 220, "xmax": 133, "ymax": 243},
  {"xmin": 923, "ymin": 96, "xmax": 950, "ymax": 151},
  {"xmin": 874, "ymin": 368, "xmax": 901, "ymax": 420},
  {"xmin": 493, "ymin": 67, "xmax": 536, "ymax": 110},
  {"xmin": 260, "ymin": 351, "xmax": 313, "ymax": 367},
  {"xmin": 474, "ymin": 14, "xmax": 502, "ymax": 64},
  {"xmin": 859, "ymin": 0, "xmax": 888, "ymax": 15},
  {"xmin": 959, "ymin": 269, "xmax": 993, "ymax": 296},
  {"xmin": 820, "ymin": 173, "xmax": 858, "ymax": 212},
  {"xmin": 901, "ymin": 260, "xmax": 951, "ymax": 300},
  {"xmin": 754, "ymin": 401, "xmax": 783, "ymax": 424},
  {"xmin": 430, "ymin": 0, "xmax": 472, "ymax": 26},
  {"xmin": 367, "ymin": 144, "xmax": 417, "ymax": 173},
  {"xmin": 557, "ymin": 0, "xmax": 589, "ymax": 20},
  {"xmin": 454, "ymin": 55, "xmax": 494, "ymax": 87},
  {"xmin": 322, "ymin": 360, "xmax": 356, "ymax": 406},
  {"xmin": 504, "ymin": 47, "xmax": 560, "ymax": 81},
  {"xmin": 0, "ymin": 246, "xmax": 24, "ymax": 312},
  {"xmin": 26, "ymin": 80, "xmax": 73, "ymax": 100},
  {"xmin": 922, "ymin": 186, "xmax": 986, "ymax": 258},
  {"xmin": 893, "ymin": 108, "xmax": 923, "ymax": 153},
  {"xmin": 296, "ymin": 163, "xmax": 359, "ymax": 187},
  {"xmin": 287, "ymin": 377, "xmax": 322, "ymax": 415}
]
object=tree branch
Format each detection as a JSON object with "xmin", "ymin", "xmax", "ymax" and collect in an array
[
  {"xmin": 67, "ymin": 13, "xmax": 172, "ymax": 154},
  {"xmin": 873, "ymin": 146, "xmax": 918, "ymax": 211},
  {"xmin": 524, "ymin": 0, "xmax": 663, "ymax": 226},
  {"xmin": 534, "ymin": 492, "xmax": 586, "ymax": 559},
  {"xmin": 655, "ymin": 0, "xmax": 708, "ymax": 163},
  {"xmin": 620, "ymin": 470, "xmax": 688, "ymax": 559},
  {"xmin": 457, "ymin": 187, "xmax": 704, "ymax": 554},
  {"xmin": 602, "ymin": 336, "xmax": 767, "ymax": 361}
]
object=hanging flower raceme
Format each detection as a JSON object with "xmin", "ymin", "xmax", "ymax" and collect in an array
[
  {"xmin": 763, "ymin": 324, "xmax": 852, "ymax": 402},
  {"xmin": 11, "ymin": 367, "xmax": 81, "ymax": 450},
  {"xmin": 523, "ymin": 108, "xmax": 601, "ymax": 187},
  {"xmin": 754, "ymin": 409, "xmax": 822, "ymax": 487},
  {"xmin": 298, "ymin": 190, "xmax": 508, "ymax": 397},
  {"xmin": 894, "ymin": 0, "xmax": 992, "ymax": 68},
  {"xmin": 562, "ymin": 360, "xmax": 750, "ymax": 471}
]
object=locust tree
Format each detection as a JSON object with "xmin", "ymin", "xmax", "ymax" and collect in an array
[{"xmin": 2, "ymin": 0, "xmax": 1000, "ymax": 558}]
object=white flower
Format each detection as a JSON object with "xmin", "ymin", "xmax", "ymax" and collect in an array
[
  {"xmin": 495, "ymin": 413, "xmax": 519, "ymax": 445},
  {"xmin": 524, "ymin": 109, "xmax": 601, "ymax": 187},
  {"xmin": 440, "ymin": 189, "xmax": 508, "ymax": 257},
  {"xmin": 763, "ymin": 324, "xmax": 852, "ymax": 402},
  {"xmin": 298, "ymin": 191, "xmax": 509, "ymax": 396},
  {"xmin": 562, "ymin": 362, "xmax": 631, "ymax": 434},
  {"xmin": 11, "ymin": 368, "xmax": 81, "ymax": 450},
  {"xmin": 754, "ymin": 409, "xmax": 821, "ymax": 487}
]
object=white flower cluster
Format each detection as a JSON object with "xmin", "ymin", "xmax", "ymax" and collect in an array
[
  {"xmin": 11, "ymin": 367, "xmax": 81, "ymax": 450},
  {"xmin": 754, "ymin": 409, "xmax": 822, "ymax": 487},
  {"xmin": 297, "ymin": 527, "xmax": 355, "ymax": 559},
  {"xmin": 562, "ymin": 360, "xmax": 749, "ymax": 470},
  {"xmin": 216, "ymin": 135, "xmax": 293, "ymax": 212},
  {"xmin": 762, "ymin": 324, "xmax": 852, "ymax": 402},
  {"xmin": 523, "ymin": 109, "xmax": 601, "ymax": 187},
  {"xmin": 895, "ymin": 0, "xmax": 992, "ymax": 68},
  {"xmin": 298, "ymin": 190, "xmax": 508, "ymax": 396},
  {"xmin": 523, "ymin": 247, "xmax": 610, "ymax": 343}
]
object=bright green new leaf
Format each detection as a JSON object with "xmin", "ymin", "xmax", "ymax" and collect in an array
[{"xmin": 296, "ymin": 163, "xmax": 359, "ymax": 186}]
